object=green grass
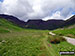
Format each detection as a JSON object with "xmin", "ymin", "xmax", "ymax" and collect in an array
[
  {"xmin": 47, "ymin": 24, "xmax": 75, "ymax": 56},
  {"xmin": 0, "ymin": 28, "xmax": 10, "ymax": 33},
  {"xmin": 41, "ymin": 34, "xmax": 75, "ymax": 56},
  {"xmin": 53, "ymin": 28, "xmax": 75, "ymax": 38},
  {"xmin": 0, "ymin": 30, "xmax": 50, "ymax": 56},
  {"xmin": 47, "ymin": 41, "xmax": 75, "ymax": 56},
  {"xmin": 0, "ymin": 18, "xmax": 49, "ymax": 55},
  {"xmin": 46, "ymin": 35, "xmax": 75, "ymax": 56},
  {"xmin": 0, "ymin": 17, "xmax": 75, "ymax": 56},
  {"xmin": 1, "ymin": 29, "xmax": 75, "ymax": 56},
  {"xmin": 0, "ymin": 18, "xmax": 22, "ymax": 33}
]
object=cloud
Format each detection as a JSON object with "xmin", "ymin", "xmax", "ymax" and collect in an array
[
  {"xmin": 42, "ymin": 11, "xmax": 64, "ymax": 21},
  {"xmin": 0, "ymin": 0, "xmax": 75, "ymax": 21},
  {"xmin": 0, "ymin": 1, "xmax": 2, "ymax": 12}
]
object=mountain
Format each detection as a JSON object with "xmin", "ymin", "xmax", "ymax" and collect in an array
[
  {"xmin": 0, "ymin": 16, "xmax": 22, "ymax": 33},
  {"xmin": 64, "ymin": 15, "xmax": 75, "ymax": 26},
  {"xmin": 21, "ymin": 15, "xmax": 75, "ymax": 30},
  {"xmin": 0, "ymin": 14, "xmax": 75, "ymax": 30},
  {"xmin": 0, "ymin": 14, "xmax": 65, "ymax": 30},
  {"xmin": 26, "ymin": 19, "xmax": 65, "ymax": 30},
  {"xmin": 0, "ymin": 14, "xmax": 26, "ymax": 28}
]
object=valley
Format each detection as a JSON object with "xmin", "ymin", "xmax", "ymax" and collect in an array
[{"xmin": 0, "ymin": 15, "xmax": 75, "ymax": 56}]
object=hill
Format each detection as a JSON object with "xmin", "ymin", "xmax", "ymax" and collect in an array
[
  {"xmin": 0, "ymin": 14, "xmax": 26, "ymax": 28},
  {"xmin": 0, "ymin": 17, "xmax": 22, "ymax": 33},
  {"xmin": 64, "ymin": 15, "xmax": 75, "ymax": 26},
  {"xmin": 0, "ymin": 14, "xmax": 65, "ymax": 30},
  {"xmin": 53, "ymin": 15, "xmax": 75, "ymax": 38}
]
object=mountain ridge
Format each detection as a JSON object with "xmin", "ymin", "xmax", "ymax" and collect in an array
[
  {"xmin": 64, "ymin": 15, "xmax": 75, "ymax": 26},
  {"xmin": 0, "ymin": 14, "xmax": 75, "ymax": 30}
]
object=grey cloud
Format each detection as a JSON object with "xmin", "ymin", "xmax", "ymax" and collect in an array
[{"xmin": 0, "ymin": 0, "xmax": 75, "ymax": 21}]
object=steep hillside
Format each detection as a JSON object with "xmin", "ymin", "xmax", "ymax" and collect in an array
[
  {"xmin": 53, "ymin": 24, "xmax": 75, "ymax": 38},
  {"xmin": 52, "ymin": 15, "xmax": 75, "ymax": 38},
  {"xmin": 64, "ymin": 15, "xmax": 75, "ymax": 26},
  {"xmin": 0, "ymin": 14, "xmax": 27, "ymax": 28},
  {"xmin": 0, "ymin": 17, "xmax": 22, "ymax": 33}
]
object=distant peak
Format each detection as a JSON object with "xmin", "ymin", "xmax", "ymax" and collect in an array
[{"xmin": 65, "ymin": 15, "xmax": 75, "ymax": 21}]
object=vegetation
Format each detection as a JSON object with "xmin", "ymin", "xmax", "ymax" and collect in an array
[
  {"xmin": 47, "ymin": 41, "xmax": 75, "ymax": 56},
  {"xmin": 0, "ymin": 17, "xmax": 75, "ymax": 56},
  {"xmin": 0, "ymin": 30, "xmax": 50, "ymax": 56},
  {"xmin": 53, "ymin": 25, "xmax": 75, "ymax": 38},
  {"xmin": 48, "ymin": 35, "xmax": 66, "ymax": 44},
  {"xmin": 0, "ymin": 18, "xmax": 22, "ymax": 33}
]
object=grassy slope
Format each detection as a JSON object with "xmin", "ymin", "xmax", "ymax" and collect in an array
[
  {"xmin": 0, "ymin": 17, "xmax": 75, "ymax": 56},
  {"xmin": 0, "ymin": 18, "xmax": 22, "ymax": 33},
  {"xmin": 53, "ymin": 24, "xmax": 75, "ymax": 38}
]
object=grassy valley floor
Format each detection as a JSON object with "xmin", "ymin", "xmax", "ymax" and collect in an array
[
  {"xmin": 0, "ymin": 29, "xmax": 50, "ymax": 56},
  {"xmin": 0, "ymin": 29, "xmax": 75, "ymax": 56}
]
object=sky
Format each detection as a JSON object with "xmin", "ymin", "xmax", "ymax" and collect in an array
[
  {"xmin": 0, "ymin": 0, "xmax": 75, "ymax": 22},
  {"xmin": 0, "ymin": 0, "xmax": 3, "ymax": 2}
]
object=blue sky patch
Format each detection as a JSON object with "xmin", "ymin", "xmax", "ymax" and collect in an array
[
  {"xmin": 0, "ymin": 0, "xmax": 3, "ymax": 2},
  {"xmin": 72, "ymin": 12, "xmax": 75, "ymax": 15}
]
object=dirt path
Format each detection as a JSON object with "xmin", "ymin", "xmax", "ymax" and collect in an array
[
  {"xmin": 49, "ymin": 32, "xmax": 56, "ymax": 36},
  {"xmin": 49, "ymin": 32, "xmax": 75, "ymax": 45},
  {"xmin": 63, "ymin": 36, "xmax": 75, "ymax": 45}
]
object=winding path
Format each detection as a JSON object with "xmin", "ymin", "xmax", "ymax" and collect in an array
[
  {"xmin": 63, "ymin": 36, "xmax": 75, "ymax": 45},
  {"xmin": 49, "ymin": 32, "xmax": 75, "ymax": 45},
  {"xmin": 49, "ymin": 32, "xmax": 56, "ymax": 36}
]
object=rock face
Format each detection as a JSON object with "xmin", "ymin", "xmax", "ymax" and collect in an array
[{"xmin": 0, "ymin": 14, "xmax": 75, "ymax": 30}]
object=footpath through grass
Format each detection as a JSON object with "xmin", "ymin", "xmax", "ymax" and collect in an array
[{"xmin": 45, "ymin": 34, "xmax": 75, "ymax": 56}]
